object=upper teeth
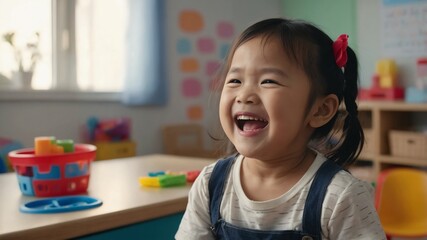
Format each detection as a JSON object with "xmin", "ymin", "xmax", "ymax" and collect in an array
[{"xmin": 236, "ymin": 115, "xmax": 266, "ymax": 122}]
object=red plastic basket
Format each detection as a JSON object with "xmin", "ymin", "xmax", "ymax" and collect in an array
[{"xmin": 8, "ymin": 144, "xmax": 96, "ymax": 197}]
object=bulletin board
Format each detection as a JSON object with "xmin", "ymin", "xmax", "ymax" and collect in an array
[
  {"xmin": 381, "ymin": 0, "xmax": 427, "ymax": 57},
  {"xmin": 167, "ymin": 0, "xmax": 282, "ymax": 123},
  {"xmin": 175, "ymin": 9, "xmax": 235, "ymax": 121}
]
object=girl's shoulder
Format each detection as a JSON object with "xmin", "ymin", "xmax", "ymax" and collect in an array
[
  {"xmin": 315, "ymin": 154, "xmax": 375, "ymax": 202},
  {"xmin": 332, "ymin": 169, "xmax": 374, "ymax": 194},
  {"xmin": 313, "ymin": 152, "xmax": 374, "ymax": 196},
  {"xmin": 326, "ymin": 167, "xmax": 376, "ymax": 206},
  {"xmin": 322, "ymin": 165, "xmax": 385, "ymax": 239}
]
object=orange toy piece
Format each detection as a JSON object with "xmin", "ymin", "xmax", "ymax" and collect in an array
[{"xmin": 35, "ymin": 137, "xmax": 64, "ymax": 155}]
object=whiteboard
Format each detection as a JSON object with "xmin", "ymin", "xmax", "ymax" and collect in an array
[{"xmin": 381, "ymin": 0, "xmax": 427, "ymax": 57}]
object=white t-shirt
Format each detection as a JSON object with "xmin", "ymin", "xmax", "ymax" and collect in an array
[{"xmin": 176, "ymin": 154, "xmax": 386, "ymax": 240}]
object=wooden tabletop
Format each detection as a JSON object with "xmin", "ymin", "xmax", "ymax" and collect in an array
[{"xmin": 0, "ymin": 154, "xmax": 216, "ymax": 240}]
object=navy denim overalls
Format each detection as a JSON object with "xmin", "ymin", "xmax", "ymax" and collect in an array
[{"xmin": 208, "ymin": 155, "xmax": 342, "ymax": 240}]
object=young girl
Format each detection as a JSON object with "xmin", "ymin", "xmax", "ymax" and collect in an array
[{"xmin": 176, "ymin": 18, "xmax": 386, "ymax": 240}]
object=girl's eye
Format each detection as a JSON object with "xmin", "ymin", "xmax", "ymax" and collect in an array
[
  {"xmin": 261, "ymin": 79, "xmax": 278, "ymax": 84},
  {"xmin": 227, "ymin": 79, "xmax": 241, "ymax": 84}
]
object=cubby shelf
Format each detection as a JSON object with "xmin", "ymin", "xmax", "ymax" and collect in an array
[
  {"xmin": 378, "ymin": 155, "xmax": 427, "ymax": 167},
  {"xmin": 356, "ymin": 100, "xmax": 427, "ymax": 180}
]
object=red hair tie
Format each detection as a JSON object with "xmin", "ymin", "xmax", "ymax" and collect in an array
[{"xmin": 333, "ymin": 34, "xmax": 348, "ymax": 68}]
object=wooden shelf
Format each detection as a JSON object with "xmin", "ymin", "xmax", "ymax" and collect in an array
[
  {"xmin": 378, "ymin": 155, "xmax": 427, "ymax": 167},
  {"xmin": 356, "ymin": 100, "xmax": 427, "ymax": 181},
  {"xmin": 358, "ymin": 153, "xmax": 375, "ymax": 161},
  {"xmin": 359, "ymin": 100, "xmax": 427, "ymax": 111}
]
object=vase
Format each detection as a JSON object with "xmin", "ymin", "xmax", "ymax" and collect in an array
[{"xmin": 12, "ymin": 71, "xmax": 33, "ymax": 89}]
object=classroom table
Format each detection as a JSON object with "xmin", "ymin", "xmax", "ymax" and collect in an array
[{"xmin": 0, "ymin": 154, "xmax": 216, "ymax": 240}]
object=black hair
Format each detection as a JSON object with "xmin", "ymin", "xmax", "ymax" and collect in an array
[{"xmin": 212, "ymin": 18, "xmax": 364, "ymax": 168}]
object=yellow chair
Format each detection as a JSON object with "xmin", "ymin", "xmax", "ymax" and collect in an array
[{"xmin": 375, "ymin": 168, "xmax": 427, "ymax": 239}]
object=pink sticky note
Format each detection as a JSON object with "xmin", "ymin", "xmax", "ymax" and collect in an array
[
  {"xmin": 182, "ymin": 78, "xmax": 202, "ymax": 97},
  {"xmin": 197, "ymin": 37, "xmax": 215, "ymax": 54},
  {"xmin": 217, "ymin": 21, "xmax": 234, "ymax": 38}
]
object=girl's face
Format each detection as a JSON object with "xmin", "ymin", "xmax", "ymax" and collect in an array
[{"xmin": 219, "ymin": 36, "xmax": 316, "ymax": 160}]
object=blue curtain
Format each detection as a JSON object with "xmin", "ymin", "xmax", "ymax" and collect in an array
[{"xmin": 122, "ymin": 0, "xmax": 167, "ymax": 106}]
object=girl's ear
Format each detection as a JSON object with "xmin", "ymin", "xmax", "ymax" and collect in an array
[{"xmin": 309, "ymin": 94, "xmax": 339, "ymax": 128}]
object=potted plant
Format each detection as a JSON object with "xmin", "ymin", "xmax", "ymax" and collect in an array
[{"xmin": 2, "ymin": 32, "xmax": 41, "ymax": 89}]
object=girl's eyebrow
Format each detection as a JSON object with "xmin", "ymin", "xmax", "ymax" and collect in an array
[
  {"xmin": 228, "ymin": 67, "xmax": 287, "ymax": 77},
  {"xmin": 228, "ymin": 67, "xmax": 242, "ymax": 74},
  {"xmin": 259, "ymin": 67, "xmax": 286, "ymax": 77}
]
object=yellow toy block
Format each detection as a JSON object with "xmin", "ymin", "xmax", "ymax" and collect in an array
[
  {"xmin": 139, "ymin": 176, "xmax": 160, "ymax": 187},
  {"xmin": 380, "ymin": 75, "xmax": 396, "ymax": 88},
  {"xmin": 376, "ymin": 59, "xmax": 397, "ymax": 77},
  {"xmin": 139, "ymin": 174, "xmax": 187, "ymax": 188},
  {"xmin": 376, "ymin": 59, "xmax": 398, "ymax": 88}
]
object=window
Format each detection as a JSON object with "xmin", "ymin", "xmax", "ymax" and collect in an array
[
  {"xmin": 74, "ymin": 0, "xmax": 127, "ymax": 91},
  {"xmin": 0, "ymin": 0, "xmax": 127, "ymax": 92}
]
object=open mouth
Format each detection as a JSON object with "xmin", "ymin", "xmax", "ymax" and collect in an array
[{"xmin": 235, "ymin": 114, "xmax": 268, "ymax": 132}]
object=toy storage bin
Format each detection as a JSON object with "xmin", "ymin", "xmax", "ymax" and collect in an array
[
  {"xmin": 389, "ymin": 130, "xmax": 427, "ymax": 159},
  {"xmin": 8, "ymin": 144, "xmax": 96, "ymax": 197}
]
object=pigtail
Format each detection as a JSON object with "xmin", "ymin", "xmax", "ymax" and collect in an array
[{"xmin": 334, "ymin": 47, "xmax": 364, "ymax": 167}]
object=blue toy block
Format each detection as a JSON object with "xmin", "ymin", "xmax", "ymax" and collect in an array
[
  {"xmin": 65, "ymin": 163, "xmax": 89, "ymax": 178},
  {"xmin": 148, "ymin": 171, "xmax": 165, "ymax": 177},
  {"xmin": 0, "ymin": 140, "xmax": 24, "ymax": 173},
  {"xmin": 34, "ymin": 165, "xmax": 61, "ymax": 180},
  {"xmin": 0, "ymin": 156, "xmax": 7, "ymax": 173},
  {"xmin": 405, "ymin": 87, "xmax": 427, "ymax": 103},
  {"xmin": 17, "ymin": 175, "xmax": 34, "ymax": 196}
]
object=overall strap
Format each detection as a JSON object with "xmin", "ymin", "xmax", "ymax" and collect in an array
[
  {"xmin": 208, "ymin": 155, "xmax": 236, "ymax": 226},
  {"xmin": 302, "ymin": 160, "xmax": 343, "ymax": 237}
]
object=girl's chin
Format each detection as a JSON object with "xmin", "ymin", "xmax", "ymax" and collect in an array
[{"xmin": 234, "ymin": 144, "xmax": 262, "ymax": 157}]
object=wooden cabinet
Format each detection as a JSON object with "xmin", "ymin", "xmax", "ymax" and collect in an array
[{"xmin": 356, "ymin": 101, "xmax": 427, "ymax": 181}]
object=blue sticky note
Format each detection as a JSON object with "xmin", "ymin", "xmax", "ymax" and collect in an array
[{"xmin": 177, "ymin": 38, "xmax": 191, "ymax": 54}]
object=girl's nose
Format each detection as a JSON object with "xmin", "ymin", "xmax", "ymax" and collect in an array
[{"xmin": 236, "ymin": 88, "xmax": 259, "ymax": 104}]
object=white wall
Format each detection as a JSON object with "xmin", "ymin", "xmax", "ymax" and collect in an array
[
  {"xmin": 357, "ymin": 0, "xmax": 381, "ymax": 88},
  {"xmin": 0, "ymin": 0, "xmax": 283, "ymax": 154}
]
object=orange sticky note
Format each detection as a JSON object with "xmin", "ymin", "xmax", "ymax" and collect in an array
[
  {"xmin": 187, "ymin": 105, "xmax": 203, "ymax": 120},
  {"xmin": 180, "ymin": 58, "xmax": 199, "ymax": 72},
  {"xmin": 179, "ymin": 10, "xmax": 204, "ymax": 32}
]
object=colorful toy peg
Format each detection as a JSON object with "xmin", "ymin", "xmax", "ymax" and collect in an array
[
  {"xmin": 86, "ymin": 117, "xmax": 131, "ymax": 142},
  {"xmin": 158, "ymin": 174, "xmax": 187, "ymax": 187},
  {"xmin": 148, "ymin": 171, "xmax": 166, "ymax": 177},
  {"xmin": 86, "ymin": 117, "xmax": 99, "ymax": 142},
  {"xmin": 139, "ymin": 174, "xmax": 187, "ymax": 188},
  {"xmin": 35, "ymin": 136, "xmax": 57, "ymax": 155},
  {"xmin": 186, "ymin": 170, "xmax": 201, "ymax": 183},
  {"xmin": 34, "ymin": 136, "xmax": 75, "ymax": 155},
  {"xmin": 139, "ymin": 170, "xmax": 201, "ymax": 188},
  {"xmin": 139, "ymin": 176, "xmax": 161, "ymax": 187},
  {"xmin": 56, "ymin": 139, "xmax": 75, "ymax": 153},
  {"xmin": 165, "ymin": 170, "xmax": 186, "ymax": 175}
]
